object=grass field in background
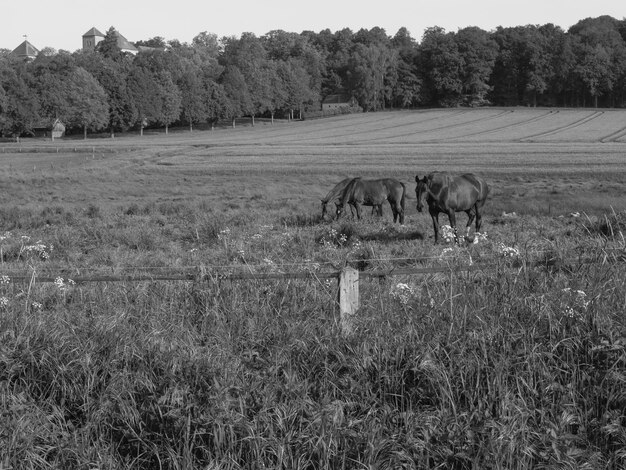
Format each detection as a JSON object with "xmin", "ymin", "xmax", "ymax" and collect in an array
[{"xmin": 1, "ymin": 108, "xmax": 626, "ymax": 469}]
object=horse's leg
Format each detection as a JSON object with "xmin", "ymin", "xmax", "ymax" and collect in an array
[
  {"xmin": 475, "ymin": 205, "xmax": 482, "ymax": 232},
  {"xmin": 390, "ymin": 201, "xmax": 398, "ymax": 223},
  {"xmin": 430, "ymin": 210, "xmax": 440, "ymax": 244},
  {"xmin": 447, "ymin": 210, "xmax": 459, "ymax": 243},
  {"xmin": 355, "ymin": 202, "xmax": 362, "ymax": 220},
  {"xmin": 465, "ymin": 209, "xmax": 476, "ymax": 238}
]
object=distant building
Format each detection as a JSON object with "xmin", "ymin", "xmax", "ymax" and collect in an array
[
  {"xmin": 11, "ymin": 39, "xmax": 39, "ymax": 60},
  {"xmin": 33, "ymin": 119, "xmax": 66, "ymax": 140},
  {"xmin": 82, "ymin": 27, "xmax": 139, "ymax": 55},
  {"xmin": 82, "ymin": 27, "xmax": 105, "ymax": 51},
  {"xmin": 322, "ymin": 94, "xmax": 355, "ymax": 111}
]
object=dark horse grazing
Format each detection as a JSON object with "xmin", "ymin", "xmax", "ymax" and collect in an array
[
  {"xmin": 337, "ymin": 178, "xmax": 406, "ymax": 224},
  {"xmin": 415, "ymin": 172, "xmax": 489, "ymax": 243},
  {"xmin": 321, "ymin": 178, "xmax": 382, "ymax": 219}
]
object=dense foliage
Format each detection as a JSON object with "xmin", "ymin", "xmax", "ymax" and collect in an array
[{"xmin": 2, "ymin": 16, "xmax": 626, "ymax": 137}]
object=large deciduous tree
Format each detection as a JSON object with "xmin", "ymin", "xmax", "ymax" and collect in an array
[
  {"xmin": 220, "ymin": 65, "xmax": 253, "ymax": 127},
  {"xmin": 455, "ymin": 27, "xmax": 497, "ymax": 106},
  {"xmin": 0, "ymin": 59, "xmax": 40, "ymax": 137},
  {"xmin": 75, "ymin": 51, "xmax": 137, "ymax": 137},
  {"xmin": 66, "ymin": 67, "xmax": 109, "ymax": 138},
  {"xmin": 419, "ymin": 27, "xmax": 464, "ymax": 106}
]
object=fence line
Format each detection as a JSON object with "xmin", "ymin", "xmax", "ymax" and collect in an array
[
  {"xmin": 3, "ymin": 255, "xmax": 623, "ymax": 335},
  {"xmin": 1, "ymin": 254, "xmax": 620, "ymax": 284}
]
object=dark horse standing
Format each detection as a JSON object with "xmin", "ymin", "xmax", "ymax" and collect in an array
[
  {"xmin": 415, "ymin": 172, "xmax": 489, "ymax": 243},
  {"xmin": 322, "ymin": 178, "xmax": 383, "ymax": 220},
  {"xmin": 337, "ymin": 178, "xmax": 406, "ymax": 224}
]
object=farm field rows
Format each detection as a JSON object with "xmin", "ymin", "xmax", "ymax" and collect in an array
[{"xmin": 1, "ymin": 108, "xmax": 626, "ymax": 469}]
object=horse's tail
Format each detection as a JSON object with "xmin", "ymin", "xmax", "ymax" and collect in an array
[
  {"xmin": 481, "ymin": 178, "xmax": 490, "ymax": 202},
  {"xmin": 399, "ymin": 182, "xmax": 406, "ymax": 224}
]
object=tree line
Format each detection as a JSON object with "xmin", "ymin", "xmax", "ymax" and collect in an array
[{"xmin": 1, "ymin": 15, "xmax": 626, "ymax": 138}]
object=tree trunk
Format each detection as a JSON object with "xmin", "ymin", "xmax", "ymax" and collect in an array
[
  {"xmin": 251, "ymin": 115, "xmax": 255, "ymax": 127},
  {"xmin": 165, "ymin": 124, "xmax": 169, "ymax": 135},
  {"xmin": 271, "ymin": 112, "xmax": 274, "ymax": 124},
  {"xmin": 232, "ymin": 118, "xmax": 236, "ymax": 129},
  {"xmin": 84, "ymin": 125, "xmax": 87, "ymax": 140}
]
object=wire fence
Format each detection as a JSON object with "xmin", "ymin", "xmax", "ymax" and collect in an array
[{"xmin": 2, "ymin": 250, "xmax": 623, "ymax": 284}]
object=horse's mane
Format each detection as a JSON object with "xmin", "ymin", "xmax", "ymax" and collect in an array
[{"xmin": 324, "ymin": 177, "xmax": 357, "ymax": 204}]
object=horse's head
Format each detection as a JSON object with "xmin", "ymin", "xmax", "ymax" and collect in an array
[
  {"xmin": 335, "ymin": 202, "xmax": 345, "ymax": 218},
  {"xmin": 415, "ymin": 175, "xmax": 429, "ymax": 212},
  {"xmin": 321, "ymin": 199, "xmax": 330, "ymax": 219}
]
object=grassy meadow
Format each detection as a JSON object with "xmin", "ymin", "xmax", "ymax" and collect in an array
[{"xmin": 1, "ymin": 108, "xmax": 626, "ymax": 469}]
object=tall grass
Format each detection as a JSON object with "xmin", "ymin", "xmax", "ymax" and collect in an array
[{"xmin": 1, "ymin": 205, "xmax": 625, "ymax": 469}]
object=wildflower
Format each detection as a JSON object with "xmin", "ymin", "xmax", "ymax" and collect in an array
[
  {"xmin": 496, "ymin": 242, "xmax": 520, "ymax": 258},
  {"xmin": 217, "ymin": 228, "xmax": 231, "ymax": 241},
  {"xmin": 54, "ymin": 277, "xmax": 75, "ymax": 292},
  {"xmin": 439, "ymin": 247, "xmax": 456, "ymax": 259},
  {"xmin": 473, "ymin": 232, "xmax": 488, "ymax": 244},
  {"xmin": 23, "ymin": 241, "xmax": 52, "ymax": 260},
  {"xmin": 561, "ymin": 287, "xmax": 590, "ymax": 320},
  {"xmin": 390, "ymin": 282, "xmax": 416, "ymax": 306},
  {"xmin": 0, "ymin": 297, "xmax": 8, "ymax": 308},
  {"xmin": 429, "ymin": 297, "xmax": 436, "ymax": 308},
  {"xmin": 251, "ymin": 233, "xmax": 263, "ymax": 240},
  {"xmin": 0, "ymin": 275, "xmax": 9, "ymax": 284},
  {"xmin": 440, "ymin": 225, "xmax": 456, "ymax": 243},
  {"xmin": 0, "ymin": 232, "xmax": 11, "ymax": 242},
  {"xmin": 31, "ymin": 302, "xmax": 43, "ymax": 311},
  {"xmin": 304, "ymin": 259, "xmax": 321, "ymax": 271}
]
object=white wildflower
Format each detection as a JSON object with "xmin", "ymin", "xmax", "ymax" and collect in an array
[
  {"xmin": 54, "ymin": 277, "xmax": 75, "ymax": 292},
  {"xmin": 440, "ymin": 225, "xmax": 457, "ymax": 243},
  {"xmin": 390, "ymin": 282, "xmax": 416, "ymax": 306},
  {"xmin": 561, "ymin": 287, "xmax": 590, "ymax": 320},
  {"xmin": 217, "ymin": 228, "xmax": 231, "ymax": 241},
  {"xmin": 473, "ymin": 232, "xmax": 488, "ymax": 244},
  {"xmin": 496, "ymin": 242, "xmax": 520, "ymax": 258},
  {"xmin": 0, "ymin": 275, "xmax": 9, "ymax": 285},
  {"xmin": 0, "ymin": 297, "xmax": 8, "ymax": 308},
  {"xmin": 439, "ymin": 247, "xmax": 456, "ymax": 260}
]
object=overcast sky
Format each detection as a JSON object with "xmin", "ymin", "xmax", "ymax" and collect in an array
[{"xmin": 2, "ymin": 0, "xmax": 624, "ymax": 52}]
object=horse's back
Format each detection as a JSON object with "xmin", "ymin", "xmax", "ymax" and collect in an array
[
  {"xmin": 459, "ymin": 174, "xmax": 489, "ymax": 205},
  {"xmin": 427, "ymin": 172, "xmax": 488, "ymax": 210}
]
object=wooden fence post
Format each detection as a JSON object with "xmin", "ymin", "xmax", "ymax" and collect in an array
[{"xmin": 339, "ymin": 266, "xmax": 359, "ymax": 335}]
